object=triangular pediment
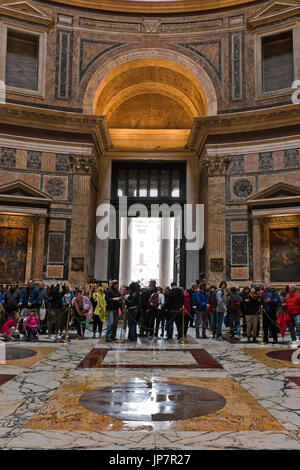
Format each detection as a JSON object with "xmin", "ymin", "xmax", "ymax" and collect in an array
[
  {"xmin": 247, "ymin": 0, "xmax": 300, "ymax": 28},
  {"xmin": 0, "ymin": 180, "xmax": 52, "ymax": 203},
  {"xmin": 247, "ymin": 182, "xmax": 300, "ymax": 202},
  {"xmin": 0, "ymin": 0, "xmax": 54, "ymax": 26}
]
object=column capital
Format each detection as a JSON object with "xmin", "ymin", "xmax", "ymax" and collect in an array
[
  {"xmin": 36, "ymin": 214, "xmax": 47, "ymax": 224},
  {"xmin": 252, "ymin": 215, "xmax": 262, "ymax": 226},
  {"xmin": 202, "ymin": 155, "xmax": 230, "ymax": 177},
  {"xmin": 69, "ymin": 154, "xmax": 96, "ymax": 174}
]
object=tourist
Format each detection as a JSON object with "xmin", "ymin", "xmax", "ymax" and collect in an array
[
  {"xmin": 226, "ymin": 287, "xmax": 242, "ymax": 339},
  {"xmin": 105, "ymin": 280, "xmax": 122, "ymax": 342},
  {"xmin": 48, "ymin": 283, "xmax": 64, "ymax": 339},
  {"xmin": 187, "ymin": 283, "xmax": 197, "ymax": 327},
  {"xmin": 24, "ymin": 309, "xmax": 40, "ymax": 341},
  {"xmin": 156, "ymin": 286, "xmax": 165, "ymax": 338},
  {"xmin": 92, "ymin": 284, "xmax": 107, "ymax": 338},
  {"xmin": 240, "ymin": 286, "xmax": 250, "ymax": 337},
  {"xmin": 164, "ymin": 281, "xmax": 185, "ymax": 341},
  {"xmin": 0, "ymin": 310, "xmax": 20, "ymax": 341},
  {"xmin": 4, "ymin": 281, "xmax": 21, "ymax": 319},
  {"xmin": 182, "ymin": 288, "xmax": 191, "ymax": 339},
  {"xmin": 18, "ymin": 279, "xmax": 40, "ymax": 313},
  {"xmin": 138, "ymin": 280, "xmax": 156, "ymax": 337},
  {"xmin": 242, "ymin": 287, "xmax": 260, "ymax": 343},
  {"xmin": 215, "ymin": 281, "xmax": 227, "ymax": 340},
  {"xmin": 284, "ymin": 284, "xmax": 300, "ymax": 346},
  {"xmin": 260, "ymin": 283, "xmax": 280, "ymax": 344},
  {"xmin": 207, "ymin": 285, "xmax": 217, "ymax": 338},
  {"xmin": 193, "ymin": 283, "xmax": 209, "ymax": 339},
  {"xmin": 125, "ymin": 282, "xmax": 140, "ymax": 342},
  {"xmin": 72, "ymin": 289, "xmax": 93, "ymax": 339},
  {"xmin": 38, "ymin": 282, "xmax": 51, "ymax": 334}
]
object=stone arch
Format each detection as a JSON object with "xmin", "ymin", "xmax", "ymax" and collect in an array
[{"xmin": 82, "ymin": 46, "xmax": 218, "ymax": 117}]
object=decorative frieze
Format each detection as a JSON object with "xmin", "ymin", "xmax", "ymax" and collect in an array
[
  {"xmin": 259, "ymin": 152, "xmax": 273, "ymax": 171},
  {"xmin": 45, "ymin": 178, "xmax": 66, "ymax": 198},
  {"xmin": 233, "ymin": 179, "xmax": 253, "ymax": 198},
  {"xmin": 27, "ymin": 150, "xmax": 42, "ymax": 170},
  {"xmin": 55, "ymin": 30, "xmax": 73, "ymax": 100},
  {"xmin": 0, "ymin": 147, "xmax": 16, "ymax": 168},
  {"xmin": 142, "ymin": 21, "xmax": 161, "ymax": 34},
  {"xmin": 79, "ymin": 17, "xmax": 141, "ymax": 32},
  {"xmin": 161, "ymin": 19, "xmax": 223, "ymax": 33},
  {"xmin": 228, "ymin": 155, "xmax": 244, "ymax": 174},
  {"xmin": 56, "ymin": 154, "xmax": 71, "ymax": 172},
  {"xmin": 284, "ymin": 149, "xmax": 299, "ymax": 168},
  {"xmin": 202, "ymin": 156, "xmax": 230, "ymax": 176},
  {"xmin": 230, "ymin": 32, "xmax": 243, "ymax": 101},
  {"xmin": 231, "ymin": 233, "xmax": 248, "ymax": 265}
]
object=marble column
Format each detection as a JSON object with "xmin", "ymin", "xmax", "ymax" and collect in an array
[
  {"xmin": 33, "ymin": 214, "xmax": 46, "ymax": 281},
  {"xmin": 185, "ymin": 157, "xmax": 200, "ymax": 287},
  {"xmin": 119, "ymin": 217, "xmax": 132, "ymax": 287},
  {"xmin": 203, "ymin": 155, "xmax": 230, "ymax": 285},
  {"xmin": 159, "ymin": 218, "xmax": 172, "ymax": 287},
  {"xmin": 252, "ymin": 216, "xmax": 263, "ymax": 284}
]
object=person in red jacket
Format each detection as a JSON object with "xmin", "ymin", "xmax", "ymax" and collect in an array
[
  {"xmin": 284, "ymin": 284, "xmax": 300, "ymax": 345},
  {"xmin": 0, "ymin": 311, "xmax": 20, "ymax": 341}
]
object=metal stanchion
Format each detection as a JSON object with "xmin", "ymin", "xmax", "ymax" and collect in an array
[
  {"xmin": 259, "ymin": 305, "xmax": 268, "ymax": 345},
  {"xmin": 116, "ymin": 306, "xmax": 126, "ymax": 343},
  {"xmin": 179, "ymin": 306, "xmax": 187, "ymax": 344},
  {"xmin": 61, "ymin": 305, "xmax": 71, "ymax": 343}
]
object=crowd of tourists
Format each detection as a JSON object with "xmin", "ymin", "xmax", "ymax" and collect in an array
[{"xmin": 0, "ymin": 279, "xmax": 299, "ymax": 346}]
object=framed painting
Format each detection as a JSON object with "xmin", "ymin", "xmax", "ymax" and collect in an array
[
  {"xmin": 0, "ymin": 227, "xmax": 28, "ymax": 282},
  {"xmin": 270, "ymin": 228, "xmax": 300, "ymax": 282}
]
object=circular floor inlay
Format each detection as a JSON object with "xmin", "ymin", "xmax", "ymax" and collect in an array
[
  {"xmin": 6, "ymin": 348, "xmax": 37, "ymax": 360},
  {"xmin": 266, "ymin": 349, "xmax": 296, "ymax": 362},
  {"xmin": 79, "ymin": 382, "xmax": 226, "ymax": 421}
]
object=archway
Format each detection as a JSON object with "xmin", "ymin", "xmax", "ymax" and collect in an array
[{"xmin": 83, "ymin": 50, "xmax": 217, "ymax": 149}]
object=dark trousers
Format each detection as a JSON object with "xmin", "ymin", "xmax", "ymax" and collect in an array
[
  {"xmin": 73, "ymin": 314, "xmax": 86, "ymax": 337},
  {"xmin": 263, "ymin": 310, "xmax": 278, "ymax": 342},
  {"xmin": 148, "ymin": 309, "xmax": 163, "ymax": 336},
  {"xmin": 127, "ymin": 307, "xmax": 139, "ymax": 341},
  {"xmin": 26, "ymin": 326, "xmax": 38, "ymax": 340},
  {"xmin": 228, "ymin": 312, "xmax": 241, "ymax": 336},
  {"xmin": 175, "ymin": 313, "xmax": 189, "ymax": 339},
  {"xmin": 139, "ymin": 309, "xmax": 150, "ymax": 336},
  {"xmin": 166, "ymin": 309, "xmax": 181, "ymax": 339},
  {"xmin": 92, "ymin": 315, "xmax": 103, "ymax": 335}
]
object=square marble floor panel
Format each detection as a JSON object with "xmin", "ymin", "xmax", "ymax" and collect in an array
[
  {"xmin": 76, "ymin": 348, "xmax": 223, "ymax": 369},
  {"xmin": 24, "ymin": 374, "xmax": 284, "ymax": 433},
  {"xmin": 242, "ymin": 347, "xmax": 300, "ymax": 369}
]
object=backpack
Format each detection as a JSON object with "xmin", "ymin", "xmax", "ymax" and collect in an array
[
  {"xmin": 210, "ymin": 291, "xmax": 218, "ymax": 309},
  {"xmin": 229, "ymin": 296, "xmax": 241, "ymax": 314},
  {"xmin": 149, "ymin": 292, "xmax": 159, "ymax": 310}
]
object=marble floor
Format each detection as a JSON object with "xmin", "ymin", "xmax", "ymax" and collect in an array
[{"xmin": 0, "ymin": 326, "xmax": 300, "ymax": 450}]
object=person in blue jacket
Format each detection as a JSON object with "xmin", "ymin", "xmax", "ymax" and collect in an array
[
  {"xmin": 18, "ymin": 279, "xmax": 40, "ymax": 311},
  {"xmin": 193, "ymin": 283, "xmax": 209, "ymax": 339},
  {"xmin": 260, "ymin": 283, "xmax": 280, "ymax": 344}
]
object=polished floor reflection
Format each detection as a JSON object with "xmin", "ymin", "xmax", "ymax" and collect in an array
[{"xmin": 0, "ymin": 330, "xmax": 300, "ymax": 449}]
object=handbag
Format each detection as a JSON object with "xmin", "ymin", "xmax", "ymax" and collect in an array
[
  {"xmin": 224, "ymin": 313, "xmax": 230, "ymax": 327},
  {"xmin": 39, "ymin": 301, "xmax": 47, "ymax": 321}
]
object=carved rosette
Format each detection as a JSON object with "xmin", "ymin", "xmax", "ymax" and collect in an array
[
  {"xmin": 202, "ymin": 156, "xmax": 230, "ymax": 176},
  {"xmin": 69, "ymin": 155, "xmax": 96, "ymax": 174}
]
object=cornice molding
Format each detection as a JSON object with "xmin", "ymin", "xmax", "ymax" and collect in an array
[
  {"xmin": 247, "ymin": 0, "xmax": 300, "ymax": 30},
  {"xmin": 188, "ymin": 104, "xmax": 300, "ymax": 158},
  {"xmin": 40, "ymin": 0, "xmax": 257, "ymax": 14},
  {"xmin": 0, "ymin": 103, "xmax": 112, "ymax": 158},
  {"xmin": 0, "ymin": 0, "xmax": 55, "ymax": 28}
]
